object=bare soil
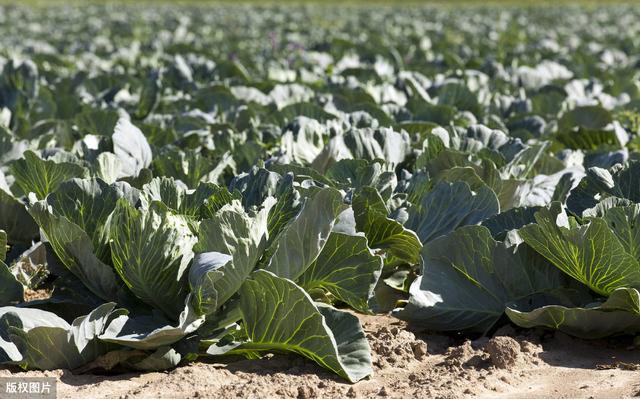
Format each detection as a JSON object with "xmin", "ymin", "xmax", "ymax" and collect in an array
[{"xmin": 2, "ymin": 314, "xmax": 640, "ymax": 399}]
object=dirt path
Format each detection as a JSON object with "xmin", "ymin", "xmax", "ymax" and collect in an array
[{"xmin": 2, "ymin": 314, "xmax": 639, "ymax": 399}]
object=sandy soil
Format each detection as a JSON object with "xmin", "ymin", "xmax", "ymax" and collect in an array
[{"xmin": 2, "ymin": 314, "xmax": 640, "ymax": 399}]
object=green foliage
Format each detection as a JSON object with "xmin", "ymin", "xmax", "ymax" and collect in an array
[{"xmin": 1, "ymin": 2, "xmax": 640, "ymax": 382}]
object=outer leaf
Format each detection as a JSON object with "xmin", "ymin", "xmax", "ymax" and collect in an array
[
  {"xmin": 70, "ymin": 303, "xmax": 126, "ymax": 353},
  {"xmin": 99, "ymin": 299, "xmax": 204, "ymax": 351},
  {"xmin": 506, "ymin": 288, "xmax": 640, "ymax": 339},
  {"xmin": 237, "ymin": 270, "xmax": 372, "ymax": 382},
  {"xmin": 198, "ymin": 185, "xmax": 241, "ymax": 220},
  {"xmin": 29, "ymin": 201, "xmax": 122, "ymax": 302},
  {"xmin": 47, "ymin": 178, "xmax": 125, "ymax": 263},
  {"xmin": 74, "ymin": 108, "xmax": 119, "ymax": 136},
  {"xmin": 229, "ymin": 167, "xmax": 281, "ymax": 209},
  {"xmin": 406, "ymin": 181, "xmax": 499, "ymax": 244},
  {"xmin": 567, "ymin": 163, "xmax": 640, "ymax": 217},
  {"xmin": 298, "ymin": 232, "xmax": 382, "ymax": 313},
  {"xmin": 280, "ymin": 103, "xmax": 338, "ymax": 124},
  {"xmin": 0, "ymin": 189, "xmax": 38, "ymax": 244},
  {"xmin": 394, "ymin": 225, "xmax": 571, "ymax": 332},
  {"xmin": 152, "ymin": 148, "xmax": 230, "ymax": 188},
  {"xmin": 265, "ymin": 188, "xmax": 347, "ymax": 280},
  {"xmin": 520, "ymin": 205, "xmax": 640, "ymax": 296},
  {"xmin": 0, "ymin": 126, "xmax": 27, "ymax": 165},
  {"xmin": 266, "ymin": 177, "xmax": 301, "ymax": 240},
  {"xmin": 600, "ymin": 205, "xmax": 640, "ymax": 259},
  {"xmin": 280, "ymin": 117, "xmax": 328, "ymax": 165},
  {"xmin": 190, "ymin": 200, "xmax": 270, "ymax": 315},
  {"xmin": 316, "ymin": 303, "xmax": 372, "ymax": 382},
  {"xmin": 140, "ymin": 177, "xmax": 236, "ymax": 219},
  {"xmin": 10, "ymin": 150, "xmax": 85, "ymax": 199},
  {"xmin": 0, "ymin": 307, "xmax": 70, "ymax": 364},
  {"xmin": 0, "ymin": 304, "xmax": 120, "ymax": 370},
  {"xmin": 0, "ymin": 261, "xmax": 22, "ymax": 305},
  {"xmin": 352, "ymin": 187, "xmax": 421, "ymax": 265},
  {"xmin": 325, "ymin": 160, "xmax": 397, "ymax": 199},
  {"xmin": 556, "ymin": 106, "xmax": 627, "ymax": 150},
  {"xmin": 188, "ymin": 252, "xmax": 230, "ymax": 315},
  {"xmin": 481, "ymin": 206, "xmax": 542, "ymax": 239},
  {"xmin": 112, "ymin": 118, "xmax": 152, "ymax": 178},
  {"xmin": 339, "ymin": 128, "xmax": 410, "ymax": 167},
  {"xmin": 130, "ymin": 347, "xmax": 181, "ymax": 371},
  {"xmin": 77, "ymin": 346, "xmax": 182, "ymax": 372},
  {"xmin": 134, "ymin": 70, "xmax": 160, "ymax": 120},
  {"xmin": 268, "ymin": 164, "xmax": 335, "ymax": 187}
]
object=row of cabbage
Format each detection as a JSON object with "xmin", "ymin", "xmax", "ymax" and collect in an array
[{"xmin": 0, "ymin": 4, "xmax": 639, "ymax": 381}]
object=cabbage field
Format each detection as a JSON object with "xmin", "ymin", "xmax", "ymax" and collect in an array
[{"xmin": 1, "ymin": 2, "xmax": 640, "ymax": 397}]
